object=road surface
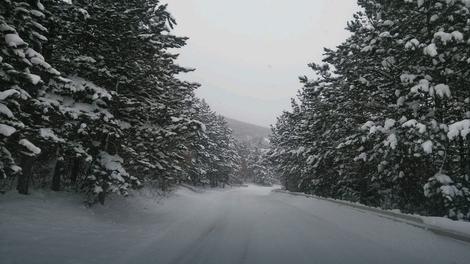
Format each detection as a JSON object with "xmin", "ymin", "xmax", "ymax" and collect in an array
[{"xmin": 1, "ymin": 185, "xmax": 470, "ymax": 264}]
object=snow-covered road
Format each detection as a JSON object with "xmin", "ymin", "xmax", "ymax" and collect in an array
[{"xmin": 1, "ymin": 185, "xmax": 470, "ymax": 264}]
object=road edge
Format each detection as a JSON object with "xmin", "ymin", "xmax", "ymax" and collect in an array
[
  {"xmin": 179, "ymin": 183, "xmax": 205, "ymax": 193},
  {"xmin": 273, "ymin": 189, "xmax": 470, "ymax": 244}
]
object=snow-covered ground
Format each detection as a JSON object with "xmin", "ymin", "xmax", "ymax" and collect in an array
[{"xmin": 1, "ymin": 185, "xmax": 470, "ymax": 264}]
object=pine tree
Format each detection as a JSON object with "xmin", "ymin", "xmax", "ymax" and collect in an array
[
  {"xmin": 188, "ymin": 100, "xmax": 241, "ymax": 187},
  {"xmin": 271, "ymin": 0, "xmax": 470, "ymax": 219},
  {"xmin": 1, "ymin": 0, "xmax": 65, "ymax": 194},
  {"xmin": 247, "ymin": 147, "xmax": 274, "ymax": 186},
  {"xmin": 1, "ymin": 0, "xmax": 242, "ymax": 202}
]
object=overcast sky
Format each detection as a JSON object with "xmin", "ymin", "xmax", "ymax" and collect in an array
[{"xmin": 164, "ymin": 0, "xmax": 359, "ymax": 127}]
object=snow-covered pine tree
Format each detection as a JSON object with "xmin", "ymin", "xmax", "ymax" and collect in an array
[
  {"xmin": 51, "ymin": 0, "xmax": 202, "ymax": 190},
  {"xmin": 247, "ymin": 147, "xmax": 274, "ymax": 186},
  {"xmin": 212, "ymin": 115, "xmax": 242, "ymax": 186},
  {"xmin": 0, "ymin": 0, "xmax": 67, "ymax": 194},
  {"xmin": 188, "ymin": 99, "xmax": 241, "ymax": 187},
  {"xmin": 2, "ymin": 0, "xmax": 241, "ymax": 201},
  {"xmin": 269, "ymin": 100, "xmax": 306, "ymax": 192},
  {"xmin": 271, "ymin": 0, "xmax": 470, "ymax": 219},
  {"xmin": 346, "ymin": 0, "xmax": 470, "ymax": 217},
  {"xmin": 38, "ymin": 0, "xmax": 204, "ymax": 201},
  {"xmin": 12, "ymin": 0, "xmax": 143, "ymax": 203}
]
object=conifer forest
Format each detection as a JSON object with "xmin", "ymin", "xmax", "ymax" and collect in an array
[{"xmin": 2, "ymin": 1, "xmax": 470, "ymax": 263}]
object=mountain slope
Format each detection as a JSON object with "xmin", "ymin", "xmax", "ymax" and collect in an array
[{"xmin": 224, "ymin": 117, "xmax": 271, "ymax": 142}]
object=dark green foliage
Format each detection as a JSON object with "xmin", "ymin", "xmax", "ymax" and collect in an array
[
  {"xmin": 1, "ymin": 0, "xmax": 243, "ymax": 203},
  {"xmin": 188, "ymin": 99, "xmax": 241, "ymax": 187},
  {"xmin": 270, "ymin": 0, "xmax": 470, "ymax": 220}
]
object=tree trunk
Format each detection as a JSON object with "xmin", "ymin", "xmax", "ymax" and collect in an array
[
  {"xmin": 17, "ymin": 155, "xmax": 34, "ymax": 195},
  {"xmin": 70, "ymin": 157, "xmax": 80, "ymax": 185},
  {"xmin": 466, "ymin": 139, "xmax": 470, "ymax": 179},
  {"xmin": 98, "ymin": 191, "xmax": 106, "ymax": 205},
  {"xmin": 51, "ymin": 158, "xmax": 64, "ymax": 191},
  {"xmin": 161, "ymin": 175, "xmax": 166, "ymax": 192}
]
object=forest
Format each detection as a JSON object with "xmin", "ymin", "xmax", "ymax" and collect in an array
[
  {"xmin": 0, "ymin": 0, "xmax": 273, "ymax": 205},
  {"xmin": 269, "ymin": 0, "xmax": 470, "ymax": 220}
]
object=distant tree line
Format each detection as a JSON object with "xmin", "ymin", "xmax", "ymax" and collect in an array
[
  {"xmin": 269, "ymin": 0, "xmax": 470, "ymax": 220},
  {"xmin": 237, "ymin": 138, "xmax": 276, "ymax": 186}
]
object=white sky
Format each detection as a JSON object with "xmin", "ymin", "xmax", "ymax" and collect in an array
[{"xmin": 165, "ymin": 0, "xmax": 359, "ymax": 126}]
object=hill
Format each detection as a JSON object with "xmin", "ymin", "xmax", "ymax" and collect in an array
[{"xmin": 224, "ymin": 117, "xmax": 271, "ymax": 144}]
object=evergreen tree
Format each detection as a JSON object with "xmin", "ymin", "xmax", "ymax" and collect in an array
[
  {"xmin": 247, "ymin": 147, "xmax": 274, "ymax": 186},
  {"xmin": 188, "ymin": 99, "xmax": 241, "ymax": 187},
  {"xmin": 1, "ymin": 0, "xmax": 65, "ymax": 194},
  {"xmin": 271, "ymin": 0, "xmax": 470, "ymax": 219},
  {"xmin": 2, "ymin": 0, "xmax": 240, "ymax": 203}
]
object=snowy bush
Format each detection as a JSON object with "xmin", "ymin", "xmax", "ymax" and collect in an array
[{"xmin": 424, "ymin": 173, "xmax": 470, "ymax": 220}]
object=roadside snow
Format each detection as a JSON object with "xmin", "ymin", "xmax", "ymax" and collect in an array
[
  {"xmin": 423, "ymin": 217, "xmax": 470, "ymax": 235},
  {"xmin": 277, "ymin": 188, "xmax": 470, "ymax": 245}
]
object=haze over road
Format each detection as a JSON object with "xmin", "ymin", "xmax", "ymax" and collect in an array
[{"xmin": 2, "ymin": 185, "xmax": 470, "ymax": 264}]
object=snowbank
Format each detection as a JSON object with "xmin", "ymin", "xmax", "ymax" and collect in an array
[{"xmin": 274, "ymin": 189, "xmax": 470, "ymax": 243}]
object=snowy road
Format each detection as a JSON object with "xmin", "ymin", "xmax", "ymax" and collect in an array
[{"xmin": 2, "ymin": 185, "xmax": 470, "ymax": 264}]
